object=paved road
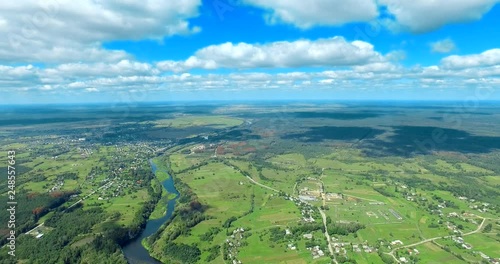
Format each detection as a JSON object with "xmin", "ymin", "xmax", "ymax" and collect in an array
[{"xmin": 319, "ymin": 209, "xmax": 335, "ymax": 257}]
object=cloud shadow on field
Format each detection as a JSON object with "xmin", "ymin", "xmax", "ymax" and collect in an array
[
  {"xmin": 369, "ymin": 126, "xmax": 500, "ymax": 156},
  {"xmin": 236, "ymin": 111, "xmax": 384, "ymax": 120},
  {"xmin": 292, "ymin": 112, "xmax": 382, "ymax": 120}
]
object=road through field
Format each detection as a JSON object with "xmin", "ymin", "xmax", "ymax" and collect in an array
[
  {"xmin": 319, "ymin": 209, "xmax": 335, "ymax": 258},
  {"xmin": 385, "ymin": 217, "xmax": 493, "ymax": 263},
  {"xmin": 244, "ymin": 173, "xmax": 336, "ymax": 263}
]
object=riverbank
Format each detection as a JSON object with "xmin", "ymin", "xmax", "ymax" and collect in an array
[{"xmin": 122, "ymin": 159, "xmax": 180, "ymax": 264}]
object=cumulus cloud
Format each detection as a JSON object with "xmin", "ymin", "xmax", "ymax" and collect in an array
[
  {"xmin": 46, "ymin": 60, "xmax": 159, "ymax": 78},
  {"xmin": 0, "ymin": 0, "xmax": 201, "ymax": 63},
  {"xmin": 242, "ymin": 0, "xmax": 379, "ymax": 28},
  {"xmin": 158, "ymin": 37, "xmax": 385, "ymax": 71},
  {"xmin": 243, "ymin": 0, "xmax": 499, "ymax": 33},
  {"xmin": 2, "ymin": 48, "xmax": 500, "ymax": 99},
  {"xmin": 441, "ymin": 49, "xmax": 500, "ymax": 69},
  {"xmin": 380, "ymin": 0, "xmax": 499, "ymax": 33},
  {"xmin": 352, "ymin": 62, "xmax": 400, "ymax": 73},
  {"xmin": 0, "ymin": 28, "xmax": 498, "ymax": 102},
  {"xmin": 431, "ymin": 39, "xmax": 457, "ymax": 53}
]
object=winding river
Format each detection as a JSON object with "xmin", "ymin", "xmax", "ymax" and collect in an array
[{"xmin": 122, "ymin": 159, "xmax": 180, "ymax": 264}]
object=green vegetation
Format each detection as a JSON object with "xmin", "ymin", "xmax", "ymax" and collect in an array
[
  {"xmin": 152, "ymin": 115, "xmax": 244, "ymax": 129},
  {"xmin": 15, "ymin": 207, "xmax": 126, "ymax": 264},
  {"xmin": 1, "ymin": 103, "xmax": 499, "ymax": 263}
]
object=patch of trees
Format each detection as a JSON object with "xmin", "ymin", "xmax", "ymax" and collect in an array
[
  {"xmin": 443, "ymin": 184, "xmax": 499, "ymax": 206},
  {"xmin": 163, "ymin": 242, "xmax": 201, "ymax": 264},
  {"xmin": 179, "ymin": 209, "xmax": 207, "ymax": 229},
  {"xmin": 269, "ymin": 227, "xmax": 286, "ymax": 242},
  {"xmin": 199, "ymin": 227, "xmax": 222, "ymax": 242},
  {"xmin": 290, "ymin": 222, "xmax": 324, "ymax": 234},
  {"xmin": 177, "ymin": 161, "xmax": 210, "ymax": 174},
  {"xmin": 258, "ymin": 171, "xmax": 273, "ymax": 181},
  {"xmin": 336, "ymin": 255, "xmax": 358, "ymax": 264},
  {"xmin": 373, "ymin": 187, "xmax": 396, "ymax": 197},
  {"xmin": 205, "ymin": 245, "xmax": 221, "ymax": 262},
  {"xmin": 467, "ymin": 153, "xmax": 500, "ymax": 174},
  {"xmin": 175, "ymin": 177, "xmax": 197, "ymax": 204},
  {"xmin": 222, "ymin": 242, "xmax": 229, "ymax": 260},
  {"xmin": 223, "ymin": 216, "xmax": 238, "ymax": 228},
  {"xmin": 400, "ymin": 177, "xmax": 436, "ymax": 191},
  {"xmin": 483, "ymin": 223, "xmax": 493, "ymax": 233},
  {"xmin": 58, "ymin": 172, "xmax": 79, "ymax": 180},
  {"xmin": 327, "ymin": 222, "xmax": 365, "ymax": 236},
  {"xmin": 428, "ymin": 223, "xmax": 440, "ymax": 228},
  {"xmin": 240, "ymin": 193, "xmax": 255, "ymax": 217}
]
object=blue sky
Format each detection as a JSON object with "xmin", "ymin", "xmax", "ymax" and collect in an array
[{"xmin": 0, "ymin": 0, "xmax": 499, "ymax": 104}]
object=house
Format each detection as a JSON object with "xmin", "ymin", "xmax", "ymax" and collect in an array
[
  {"xmin": 299, "ymin": 195, "xmax": 317, "ymax": 202},
  {"xmin": 191, "ymin": 145, "xmax": 206, "ymax": 153},
  {"xmin": 462, "ymin": 244, "xmax": 472, "ymax": 250},
  {"xmin": 353, "ymin": 244, "xmax": 362, "ymax": 252},
  {"xmin": 303, "ymin": 233, "xmax": 313, "ymax": 239},
  {"xmin": 391, "ymin": 240, "xmax": 404, "ymax": 246},
  {"xmin": 448, "ymin": 212, "xmax": 459, "ymax": 217}
]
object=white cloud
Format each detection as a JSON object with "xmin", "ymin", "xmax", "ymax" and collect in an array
[
  {"xmin": 242, "ymin": 0, "xmax": 378, "ymax": 28},
  {"xmin": 46, "ymin": 60, "xmax": 158, "ymax": 78},
  {"xmin": 158, "ymin": 37, "xmax": 385, "ymax": 71},
  {"xmin": 431, "ymin": 39, "xmax": 457, "ymax": 53},
  {"xmin": 0, "ymin": 65, "xmax": 40, "ymax": 87},
  {"xmin": 85, "ymin": 88, "xmax": 100, "ymax": 93},
  {"xmin": 380, "ymin": 0, "xmax": 500, "ymax": 33},
  {"xmin": 0, "ymin": 0, "xmax": 202, "ymax": 63},
  {"xmin": 1, "ymin": 44, "xmax": 499, "ymax": 101},
  {"xmin": 353, "ymin": 62, "xmax": 399, "ymax": 73},
  {"xmin": 441, "ymin": 49, "xmax": 500, "ymax": 69},
  {"xmin": 243, "ymin": 0, "xmax": 499, "ymax": 33}
]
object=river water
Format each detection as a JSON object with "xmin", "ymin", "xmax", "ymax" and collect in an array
[{"xmin": 122, "ymin": 159, "xmax": 180, "ymax": 264}]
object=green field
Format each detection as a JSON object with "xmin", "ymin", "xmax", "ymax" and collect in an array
[
  {"xmin": 152, "ymin": 115, "xmax": 244, "ymax": 129},
  {"xmin": 144, "ymin": 140, "xmax": 500, "ymax": 263},
  {"xmin": 415, "ymin": 242, "xmax": 464, "ymax": 264},
  {"xmin": 3, "ymin": 104, "xmax": 500, "ymax": 264}
]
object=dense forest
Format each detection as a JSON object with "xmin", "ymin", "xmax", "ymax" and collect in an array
[
  {"xmin": 0, "ymin": 190, "xmax": 77, "ymax": 245},
  {"xmin": 6, "ymin": 207, "xmax": 126, "ymax": 264}
]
